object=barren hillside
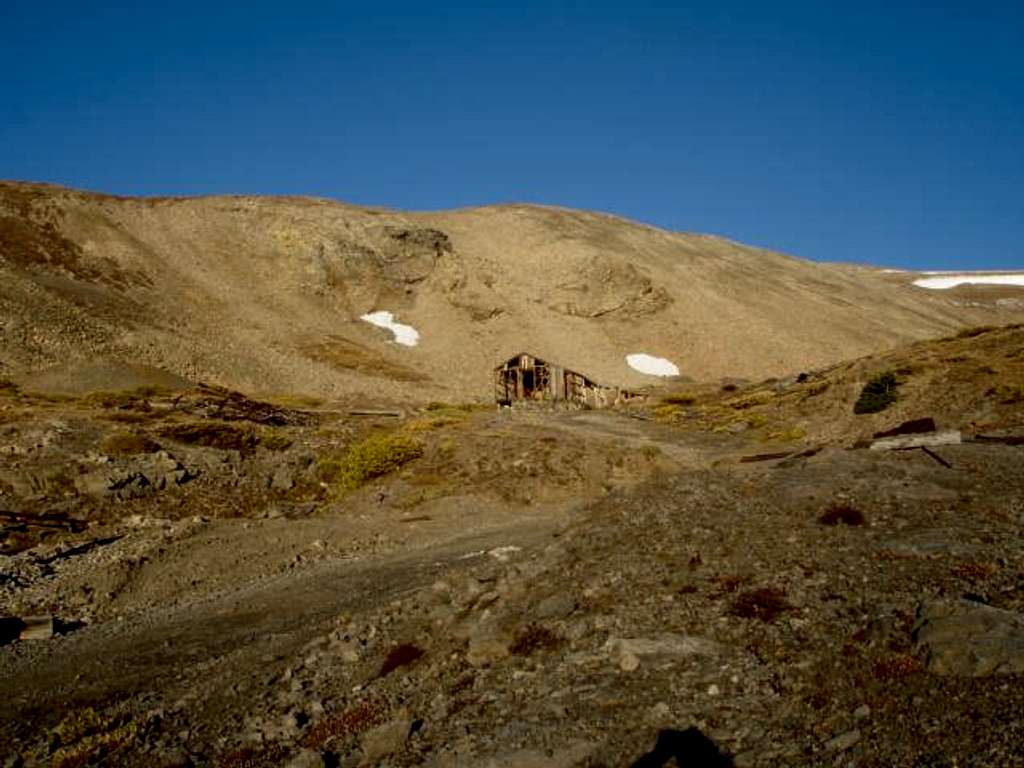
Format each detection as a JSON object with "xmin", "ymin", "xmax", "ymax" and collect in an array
[{"xmin": 1, "ymin": 181, "xmax": 1021, "ymax": 401}]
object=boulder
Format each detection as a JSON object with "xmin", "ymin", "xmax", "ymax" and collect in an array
[{"xmin": 913, "ymin": 600, "xmax": 1024, "ymax": 676}]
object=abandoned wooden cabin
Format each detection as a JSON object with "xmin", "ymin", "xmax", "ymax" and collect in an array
[{"xmin": 494, "ymin": 352, "xmax": 639, "ymax": 409}]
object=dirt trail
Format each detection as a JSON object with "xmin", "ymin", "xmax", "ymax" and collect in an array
[{"xmin": 0, "ymin": 520, "xmax": 558, "ymax": 745}]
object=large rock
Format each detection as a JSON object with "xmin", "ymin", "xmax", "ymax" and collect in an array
[
  {"xmin": 605, "ymin": 634, "xmax": 721, "ymax": 671},
  {"xmin": 360, "ymin": 710, "xmax": 412, "ymax": 765},
  {"xmin": 480, "ymin": 741, "xmax": 596, "ymax": 768},
  {"xmin": 913, "ymin": 600, "xmax": 1024, "ymax": 676}
]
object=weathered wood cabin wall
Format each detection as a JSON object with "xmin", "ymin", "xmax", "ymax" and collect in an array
[{"xmin": 494, "ymin": 353, "xmax": 637, "ymax": 409}]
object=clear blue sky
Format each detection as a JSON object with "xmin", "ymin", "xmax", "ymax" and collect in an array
[{"xmin": 2, "ymin": 1, "xmax": 1022, "ymax": 270}]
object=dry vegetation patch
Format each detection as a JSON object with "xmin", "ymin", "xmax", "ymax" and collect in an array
[
  {"xmin": 99, "ymin": 432, "xmax": 161, "ymax": 456},
  {"xmin": 818, "ymin": 503, "xmax": 867, "ymax": 526},
  {"xmin": 318, "ymin": 432, "xmax": 424, "ymax": 491},
  {"xmin": 727, "ymin": 587, "xmax": 791, "ymax": 622},
  {"xmin": 158, "ymin": 422, "xmax": 258, "ymax": 452}
]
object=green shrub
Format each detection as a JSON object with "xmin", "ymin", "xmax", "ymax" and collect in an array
[
  {"xmin": 324, "ymin": 433, "xmax": 424, "ymax": 490},
  {"xmin": 853, "ymin": 371, "xmax": 899, "ymax": 414}
]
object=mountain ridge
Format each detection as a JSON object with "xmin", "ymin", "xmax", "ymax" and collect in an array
[{"xmin": 1, "ymin": 181, "xmax": 1021, "ymax": 402}]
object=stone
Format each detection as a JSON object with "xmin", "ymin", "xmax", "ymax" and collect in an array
[
  {"xmin": 481, "ymin": 741, "xmax": 596, "ymax": 767},
  {"xmin": 467, "ymin": 625, "xmax": 513, "ymax": 667},
  {"xmin": 606, "ymin": 634, "xmax": 720, "ymax": 670},
  {"xmin": 285, "ymin": 749, "xmax": 325, "ymax": 768},
  {"xmin": 361, "ymin": 711, "xmax": 412, "ymax": 765},
  {"xmin": 534, "ymin": 593, "xmax": 577, "ymax": 620},
  {"xmin": 823, "ymin": 729, "xmax": 861, "ymax": 752},
  {"xmin": 913, "ymin": 600, "xmax": 1024, "ymax": 676},
  {"xmin": 618, "ymin": 649, "xmax": 640, "ymax": 672},
  {"xmin": 270, "ymin": 468, "xmax": 296, "ymax": 491}
]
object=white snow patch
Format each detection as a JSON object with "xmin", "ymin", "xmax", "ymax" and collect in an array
[
  {"xmin": 360, "ymin": 311, "xmax": 420, "ymax": 346},
  {"xmin": 626, "ymin": 353, "xmax": 680, "ymax": 377},
  {"xmin": 913, "ymin": 274, "xmax": 1024, "ymax": 290}
]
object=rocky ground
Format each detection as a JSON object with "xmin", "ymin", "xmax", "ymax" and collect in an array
[{"xmin": 1, "ymin": 331, "xmax": 1023, "ymax": 767}]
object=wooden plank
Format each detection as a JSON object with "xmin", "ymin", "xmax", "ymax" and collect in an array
[
  {"xmin": 0, "ymin": 511, "xmax": 86, "ymax": 531},
  {"xmin": 739, "ymin": 451, "xmax": 794, "ymax": 463},
  {"xmin": 19, "ymin": 616, "xmax": 54, "ymax": 641},
  {"xmin": 920, "ymin": 447, "xmax": 953, "ymax": 468},
  {"xmin": 874, "ymin": 417, "xmax": 937, "ymax": 439},
  {"xmin": 869, "ymin": 430, "xmax": 962, "ymax": 451},
  {"xmin": 972, "ymin": 433, "xmax": 1024, "ymax": 446},
  {"xmin": 347, "ymin": 409, "xmax": 404, "ymax": 418}
]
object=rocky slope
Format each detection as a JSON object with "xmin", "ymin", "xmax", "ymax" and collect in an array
[{"xmin": 2, "ymin": 182, "xmax": 1021, "ymax": 402}]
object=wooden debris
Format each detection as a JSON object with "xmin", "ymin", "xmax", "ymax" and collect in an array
[
  {"xmin": 972, "ymin": 433, "xmax": 1024, "ymax": 446},
  {"xmin": 739, "ymin": 451, "xmax": 793, "ymax": 463},
  {"xmin": 348, "ymin": 409, "xmax": 404, "ymax": 418},
  {"xmin": 874, "ymin": 417, "xmax": 937, "ymax": 439},
  {"xmin": 920, "ymin": 447, "xmax": 953, "ymax": 468},
  {"xmin": 38, "ymin": 535, "xmax": 124, "ymax": 565},
  {"xmin": 0, "ymin": 510, "xmax": 86, "ymax": 532},
  {"xmin": 18, "ymin": 615, "xmax": 55, "ymax": 641},
  {"xmin": 739, "ymin": 447, "xmax": 821, "ymax": 464},
  {"xmin": 869, "ymin": 430, "xmax": 962, "ymax": 451}
]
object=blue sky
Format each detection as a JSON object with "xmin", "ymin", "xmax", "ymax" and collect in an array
[{"xmin": 2, "ymin": 1, "xmax": 1022, "ymax": 269}]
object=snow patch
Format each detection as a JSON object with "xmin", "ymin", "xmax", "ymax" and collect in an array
[
  {"xmin": 626, "ymin": 353, "xmax": 680, "ymax": 377},
  {"xmin": 913, "ymin": 274, "xmax": 1024, "ymax": 290},
  {"xmin": 360, "ymin": 311, "xmax": 420, "ymax": 346}
]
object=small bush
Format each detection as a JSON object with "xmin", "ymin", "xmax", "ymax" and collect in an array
[
  {"xmin": 82, "ymin": 386, "xmax": 170, "ymax": 409},
  {"xmin": 743, "ymin": 413, "xmax": 769, "ymax": 429},
  {"xmin": 652, "ymin": 404, "xmax": 684, "ymax": 422},
  {"xmin": 951, "ymin": 561, "xmax": 997, "ymax": 580},
  {"xmin": 302, "ymin": 699, "xmax": 389, "ymax": 748},
  {"xmin": 766, "ymin": 427, "xmax": 806, "ymax": 442},
  {"xmin": 873, "ymin": 653, "xmax": 922, "ymax": 681},
  {"xmin": 728, "ymin": 392, "xmax": 774, "ymax": 410},
  {"xmin": 802, "ymin": 380, "xmax": 830, "ymax": 398},
  {"xmin": 379, "ymin": 643, "xmax": 425, "ymax": 677},
  {"xmin": 818, "ymin": 503, "xmax": 866, "ymax": 526},
  {"xmin": 218, "ymin": 743, "xmax": 289, "ymax": 768},
  {"xmin": 100, "ymin": 432, "xmax": 161, "ymax": 456},
  {"xmin": 47, "ymin": 707, "xmax": 138, "ymax": 768},
  {"xmin": 956, "ymin": 325, "xmax": 997, "ymax": 339},
  {"xmin": 511, "ymin": 624, "xmax": 562, "ymax": 656},
  {"xmin": 159, "ymin": 422, "xmax": 257, "ymax": 452},
  {"xmin": 728, "ymin": 587, "xmax": 791, "ymax": 622},
  {"xmin": 323, "ymin": 433, "xmax": 424, "ymax": 490},
  {"xmin": 853, "ymin": 371, "xmax": 900, "ymax": 414},
  {"xmin": 259, "ymin": 431, "xmax": 293, "ymax": 451},
  {"xmin": 661, "ymin": 392, "xmax": 697, "ymax": 406},
  {"xmin": 986, "ymin": 384, "xmax": 1024, "ymax": 404}
]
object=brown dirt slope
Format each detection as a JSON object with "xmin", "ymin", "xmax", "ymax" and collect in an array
[{"xmin": 2, "ymin": 181, "xmax": 1022, "ymax": 402}]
